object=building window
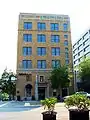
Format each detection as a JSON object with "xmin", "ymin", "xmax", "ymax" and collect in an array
[
  {"xmin": 64, "ymin": 40, "xmax": 68, "ymax": 46},
  {"xmin": 63, "ymin": 23, "xmax": 68, "ymax": 31},
  {"xmin": 74, "ymin": 61, "xmax": 76, "ymax": 64},
  {"xmin": 37, "ymin": 60, "xmax": 46, "ymax": 69},
  {"xmin": 78, "ymin": 59, "xmax": 80, "ymax": 62},
  {"xmin": 22, "ymin": 60, "xmax": 32, "ymax": 69},
  {"xmin": 23, "ymin": 34, "xmax": 32, "ymax": 42},
  {"xmin": 78, "ymin": 44, "xmax": 82, "ymax": 50},
  {"xmin": 78, "ymin": 52, "xmax": 80, "ymax": 56},
  {"xmin": 85, "ymin": 52, "xmax": 90, "ymax": 57},
  {"xmin": 65, "ymin": 48, "xmax": 69, "ymax": 52},
  {"xmin": 23, "ymin": 47, "xmax": 32, "ymax": 56},
  {"xmin": 37, "ymin": 34, "xmax": 46, "ymax": 42},
  {"xmin": 52, "ymin": 60, "xmax": 60, "ymax": 68},
  {"xmin": 37, "ymin": 47, "xmax": 46, "ymax": 56},
  {"xmin": 37, "ymin": 22, "xmax": 46, "ymax": 30},
  {"xmin": 39, "ymin": 76, "xmax": 44, "ymax": 82},
  {"xmin": 65, "ymin": 60, "xmax": 69, "ymax": 65},
  {"xmin": 73, "ymin": 55, "xmax": 75, "ymax": 59},
  {"xmin": 64, "ymin": 34, "xmax": 68, "ymax": 39},
  {"xmin": 26, "ymin": 74, "xmax": 32, "ymax": 81},
  {"xmin": 50, "ymin": 23, "xmax": 59, "ymax": 31},
  {"xmin": 51, "ymin": 35, "xmax": 60, "ymax": 43},
  {"xmin": 84, "ymin": 45, "xmax": 89, "ymax": 52},
  {"xmin": 65, "ymin": 53, "xmax": 69, "ymax": 58},
  {"xmin": 83, "ymin": 32, "xmax": 88, "ymax": 39},
  {"xmin": 51, "ymin": 47, "xmax": 60, "ymax": 56},
  {"xmin": 24, "ymin": 22, "xmax": 32, "ymax": 30}
]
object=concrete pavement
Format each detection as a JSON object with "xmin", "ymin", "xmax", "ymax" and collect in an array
[{"xmin": 0, "ymin": 103, "xmax": 69, "ymax": 120}]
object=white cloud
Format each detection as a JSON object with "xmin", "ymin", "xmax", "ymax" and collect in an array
[{"xmin": 0, "ymin": 0, "xmax": 90, "ymax": 75}]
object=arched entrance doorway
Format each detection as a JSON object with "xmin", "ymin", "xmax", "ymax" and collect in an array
[{"xmin": 25, "ymin": 84, "xmax": 32, "ymax": 97}]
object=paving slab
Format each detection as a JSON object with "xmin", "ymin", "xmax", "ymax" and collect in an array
[{"xmin": 0, "ymin": 103, "xmax": 69, "ymax": 120}]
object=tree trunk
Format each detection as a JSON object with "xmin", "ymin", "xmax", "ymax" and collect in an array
[{"xmin": 58, "ymin": 86, "xmax": 62, "ymax": 97}]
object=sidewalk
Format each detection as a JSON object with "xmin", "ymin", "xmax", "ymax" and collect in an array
[
  {"xmin": 20, "ymin": 103, "xmax": 69, "ymax": 120},
  {"xmin": 0, "ymin": 103, "xmax": 69, "ymax": 120},
  {"xmin": 55, "ymin": 104, "xmax": 69, "ymax": 120}
]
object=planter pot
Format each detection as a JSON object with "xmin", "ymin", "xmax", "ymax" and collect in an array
[
  {"xmin": 42, "ymin": 111, "xmax": 57, "ymax": 120},
  {"xmin": 69, "ymin": 109, "xmax": 89, "ymax": 120}
]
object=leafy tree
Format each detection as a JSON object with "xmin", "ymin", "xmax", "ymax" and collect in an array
[
  {"xmin": 0, "ymin": 68, "xmax": 16, "ymax": 100},
  {"xmin": 79, "ymin": 58, "xmax": 90, "ymax": 92},
  {"xmin": 50, "ymin": 66, "xmax": 71, "ymax": 96}
]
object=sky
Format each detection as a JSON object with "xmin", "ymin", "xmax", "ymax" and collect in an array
[{"xmin": 0, "ymin": 0, "xmax": 90, "ymax": 75}]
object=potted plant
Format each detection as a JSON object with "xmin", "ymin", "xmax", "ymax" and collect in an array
[
  {"xmin": 64, "ymin": 94, "xmax": 90, "ymax": 120},
  {"xmin": 41, "ymin": 97, "xmax": 57, "ymax": 120}
]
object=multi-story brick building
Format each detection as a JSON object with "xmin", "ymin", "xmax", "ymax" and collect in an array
[{"xmin": 16, "ymin": 13, "xmax": 72, "ymax": 100}]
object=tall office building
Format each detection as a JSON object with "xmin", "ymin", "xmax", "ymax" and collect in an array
[
  {"xmin": 73, "ymin": 29, "xmax": 90, "ymax": 90},
  {"xmin": 16, "ymin": 13, "xmax": 72, "ymax": 100}
]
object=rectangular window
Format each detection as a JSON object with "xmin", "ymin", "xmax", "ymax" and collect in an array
[
  {"xmin": 65, "ymin": 48, "xmax": 69, "ymax": 52},
  {"xmin": 51, "ymin": 35, "xmax": 60, "ymax": 43},
  {"xmin": 23, "ymin": 47, "xmax": 32, "ymax": 56},
  {"xmin": 51, "ymin": 47, "xmax": 60, "ymax": 56},
  {"xmin": 64, "ymin": 34, "xmax": 68, "ymax": 39},
  {"xmin": 63, "ymin": 23, "xmax": 68, "ymax": 31},
  {"xmin": 37, "ymin": 47, "xmax": 46, "ymax": 56},
  {"xmin": 37, "ymin": 22, "xmax": 46, "ymax": 30},
  {"xmin": 50, "ymin": 23, "xmax": 59, "ymax": 31},
  {"xmin": 65, "ymin": 60, "xmax": 69, "ymax": 65},
  {"xmin": 22, "ymin": 60, "xmax": 32, "ymax": 69},
  {"xmin": 23, "ymin": 34, "xmax": 32, "ymax": 42},
  {"xmin": 37, "ymin": 60, "xmax": 46, "ymax": 69},
  {"xmin": 52, "ymin": 60, "xmax": 60, "ymax": 68},
  {"xmin": 65, "ymin": 53, "xmax": 69, "ymax": 58},
  {"xmin": 37, "ymin": 34, "xmax": 46, "ymax": 42},
  {"xmin": 24, "ymin": 22, "xmax": 32, "ymax": 30},
  {"xmin": 39, "ymin": 76, "xmax": 44, "ymax": 82},
  {"xmin": 64, "ymin": 40, "xmax": 68, "ymax": 46}
]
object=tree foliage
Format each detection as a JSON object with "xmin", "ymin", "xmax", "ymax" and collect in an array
[
  {"xmin": 79, "ymin": 58, "xmax": 90, "ymax": 91},
  {"xmin": 0, "ymin": 68, "xmax": 16, "ymax": 99},
  {"xmin": 50, "ymin": 66, "xmax": 70, "ymax": 90}
]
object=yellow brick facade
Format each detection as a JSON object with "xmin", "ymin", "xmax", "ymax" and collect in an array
[{"xmin": 16, "ymin": 13, "xmax": 73, "ymax": 100}]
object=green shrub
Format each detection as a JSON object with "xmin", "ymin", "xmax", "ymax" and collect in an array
[
  {"xmin": 1, "ymin": 93, "xmax": 9, "ymax": 101},
  {"xmin": 64, "ymin": 94, "xmax": 90, "ymax": 110},
  {"xmin": 41, "ymin": 97, "xmax": 57, "ymax": 112}
]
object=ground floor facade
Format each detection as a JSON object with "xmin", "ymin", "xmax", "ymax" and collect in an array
[
  {"xmin": 16, "ymin": 69, "xmax": 52, "ymax": 100},
  {"xmin": 16, "ymin": 69, "xmax": 73, "ymax": 101}
]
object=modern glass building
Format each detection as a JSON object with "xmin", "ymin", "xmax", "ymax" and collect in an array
[{"xmin": 73, "ymin": 29, "xmax": 90, "ymax": 91}]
